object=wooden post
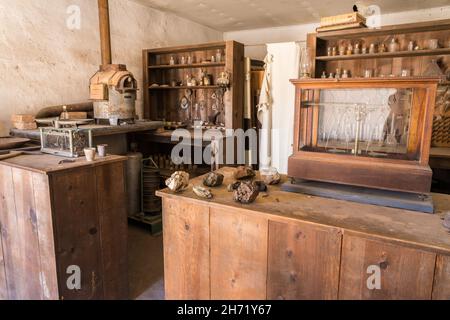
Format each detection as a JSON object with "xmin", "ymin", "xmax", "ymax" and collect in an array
[{"xmin": 98, "ymin": 0, "xmax": 112, "ymax": 65}]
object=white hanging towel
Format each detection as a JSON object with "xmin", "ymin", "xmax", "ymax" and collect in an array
[{"xmin": 257, "ymin": 54, "xmax": 273, "ymax": 170}]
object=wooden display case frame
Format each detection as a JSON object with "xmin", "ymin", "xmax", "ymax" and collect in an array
[{"xmin": 288, "ymin": 78, "xmax": 440, "ymax": 194}]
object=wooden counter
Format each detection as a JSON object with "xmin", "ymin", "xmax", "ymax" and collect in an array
[
  {"xmin": 10, "ymin": 120, "xmax": 164, "ymax": 141},
  {"xmin": 0, "ymin": 154, "xmax": 128, "ymax": 300},
  {"xmin": 157, "ymin": 167, "xmax": 450, "ymax": 300}
]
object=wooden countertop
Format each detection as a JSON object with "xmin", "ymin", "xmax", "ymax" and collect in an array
[
  {"xmin": 157, "ymin": 167, "xmax": 450, "ymax": 255},
  {"xmin": 10, "ymin": 121, "xmax": 165, "ymax": 141},
  {"xmin": 0, "ymin": 154, "xmax": 127, "ymax": 174}
]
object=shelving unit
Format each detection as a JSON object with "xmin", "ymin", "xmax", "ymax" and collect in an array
[
  {"xmin": 308, "ymin": 19, "xmax": 450, "ymax": 79},
  {"xmin": 307, "ymin": 19, "xmax": 450, "ymax": 151},
  {"xmin": 316, "ymin": 48, "xmax": 450, "ymax": 61},
  {"xmin": 143, "ymin": 41, "xmax": 245, "ymax": 130}
]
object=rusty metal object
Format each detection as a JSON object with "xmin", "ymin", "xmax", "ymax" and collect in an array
[{"xmin": 98, "ymin": 0, "xmax": 112, "ymax": 66}]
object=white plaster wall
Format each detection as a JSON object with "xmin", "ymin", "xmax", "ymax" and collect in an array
[
  {"xmin": 225, "ymin": 5, "xmax": 450, "ymax": 60},
  {"xmin": 0, "ymin": 0, "xmax": 222, "ymax": 135}
]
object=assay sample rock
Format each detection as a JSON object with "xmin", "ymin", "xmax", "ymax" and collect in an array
[
  {"xmin": 227, "ymin": 181, "xmax": 241, "ymax": 192},
  {"xmin": 193, "ymin": 186, "xmax": 213, "ymax": 199},
  {"xmin": 234, "ymin": 166, "xmax": 256, "ymax": 180},
  {"xmin": 165, "ymin": 171, "xmax": 189, "ymax": 193},
  {"xmin": 233, "ymin": 181, "xmax": 260, "ymax": 204},
  {"xmin": 203, "ymin": 172, "xmax": 224, "ymax": 187},
  {"xmin": 262, "ymin": 172, "xmax": 282, "ymax": 185}
]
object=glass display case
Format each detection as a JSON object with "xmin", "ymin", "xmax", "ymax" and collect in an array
[{"xmin": 288, "ymin": 78, "xmax": 440, "ymax": 194}]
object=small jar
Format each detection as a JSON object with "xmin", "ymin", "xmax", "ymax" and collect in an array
[
  {"xmin": 401, "ymin": 69, "xmax": 411, "ymax": 77},
  {"xmin": 354, "ymin": 43, "xmax": 361, "ymax": 55},
  {"xmin": 364, "ymin": 69, "xmax": 373, "ymax": 78},
  {"xmin": 346, "ymin": 45, "xmax": 353, "ymax": 55},
  {"xmin": 321, "ymin": 71, "xmax": 327, "ymax": 78},
  {"xmin": 216, "ymin": 49, "xmax": 222, "ymax": 63},
  {"xmin": 339, "ymin": 47, "xmax": 345, "ymax": 56},
  {"xmin": 335, "ymin": 68, "xmax": 341, "ymax": 79},
  {"xmin": 379, "ymin": 43, "xmax": 387, "ymax": 53},
  {"xmin": 180, "ymin": 56, "xmax": 186, "ymax": 65},
  {"xmin": 369, "ymin": 43, "xmax": 376, "ymax": 54},
  {"xmin": 407, "ymin": 41, "xmax": 415, "ymax": 51},
  {"xmin": 388, "ymin": 38, "xmax": 399, "ymax": 53},
  {"xmin": 169, "ymin": 56, "xmax": 175, "ymax": 65},
  {"xmin": 361, "ymin": 46, "xmax": 367, "ymax": 54},
  {"xmin": 428, "ymin": 39, "xmax": 439, "ymax": 50},
  {"xmin": 332, "ymin": 47, "xmax": 337, "ymax": 56},
  {"xmin": 327, "ymin": 47, "xmax": 332, "ymax": 56},
  {"xmin": 328, "ymin": 73, "xmax": 334, "ymax": 79},
  {"xmin": 342, "ymin": 70, "xmax": 349, "ymax": 78}
]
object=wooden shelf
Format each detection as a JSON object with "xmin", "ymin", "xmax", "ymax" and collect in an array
[
  {"xmin": 316, "ymin": 48, "xmax": 450, "ymax": 61},
  {"xmin": 316, "ymin": 19, "xmax": 450, "ymax": 40},
  {"xmin": 149, "ymin": 62, "xmax": 225, "ymax": 70},
  {"xmin": 149, "ymin": 85, "xmax": 221, "ymax": 90}
]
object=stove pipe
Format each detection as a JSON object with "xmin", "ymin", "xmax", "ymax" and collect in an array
[{"xmin": 98, "ymin": 0, "xmax": 112, "ymax": 65}]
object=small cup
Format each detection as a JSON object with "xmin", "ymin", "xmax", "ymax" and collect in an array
[
  {"xmin": 84, "ymin": 148, "xmax": 96, "ymax": 162},
  {"xmin": 97, "ymin": 144, "xmax": 108, "ymax": 157},
  {"xmin": 109, "ymin": 116, "xmax": 119, "ymax": 126}
]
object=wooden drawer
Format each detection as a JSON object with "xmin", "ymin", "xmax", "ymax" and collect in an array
[
  {"xmin": 339, "ymin": 233, "xmax": 436, "ymax": 300},
  {"xmin": 432, "ymin": 255, "xmax": 450, "ymax": 300},
  {"xmin": 210, "ymin": 208, "xmax": 268, "ymax": 300},
  {"xmin": 267, "ymin": 221, "xmax": 342, "ymax": 300},
  {"xmin": 163, "ymin": 198, "xmax": 210, "ymax": 300}
]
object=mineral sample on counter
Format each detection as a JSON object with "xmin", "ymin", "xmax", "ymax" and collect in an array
[
  {"xmin": 165, "ymin": 171, "xmax": 189, "ymax": 193},
  {"xmin": 254, "ymin": 181, "xmax": 268, "ymax": 192},
  {"xmin": 261, "ymin": 171, "xmax": 282, "ymax": 185},
  {"xmin": 234, "ymin": 166, "xmax": 256, "ymax": 180},
  {"xmin": 193, "ymin": 186, "xmax": 213, "ymax": 199},
  {"xmin": 203, "ymin": 172, "xmax": 225, "ymax": 187},
  {"xmin": 233, "ymin": 181, "xmax": 260, "ymax": 204},
  {"xmin": 227, "ymin": 181, "xmax": 241, "ymax": 192}
]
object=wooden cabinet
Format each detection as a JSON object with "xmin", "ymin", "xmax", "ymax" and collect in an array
[
  {"xmin": 0, "ymin": 155, "xmax": 128, "ymax": 300},
  {"xmin": 143, "ymin": 41, "xmax": 245, "ymax": 130},
  {"xmin": 163, "ymin": 198, "xmax": 210, "ymax": 300},
  {"xmin": 210, "ymin": 208, "xmax": 268, "ymax": 300},
  {"xmin": 432, "ymin": 255, "xmax": 450, "ymax": 300},
  {"xmin": 158, "ymin": 168, "xmax": 450, "ymax": 301},
  {"xmin": 339, "ymin": 233, "xmax": 436, "ymax": 300},
  {"xmin": 267, "ymin": 221, "xmax": 342, "ymax": 300}
]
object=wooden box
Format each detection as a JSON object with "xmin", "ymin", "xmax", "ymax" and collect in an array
[
  {"xmin": 0, "ymin": 155, "xmax": 128, "ymax": 300},
  {"xmin": 289, "ymin": 78, "xmax": 439, "ymax": 194}
]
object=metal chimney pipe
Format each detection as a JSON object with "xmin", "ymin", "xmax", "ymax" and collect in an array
[{"xmin": 98, "ymin": 0, "xmax": 112, "ymax": 65}]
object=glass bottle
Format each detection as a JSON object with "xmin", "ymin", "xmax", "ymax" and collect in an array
[{"xmin": 215, "ymin": 49, "xmax": 222, "ymax": 63}]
